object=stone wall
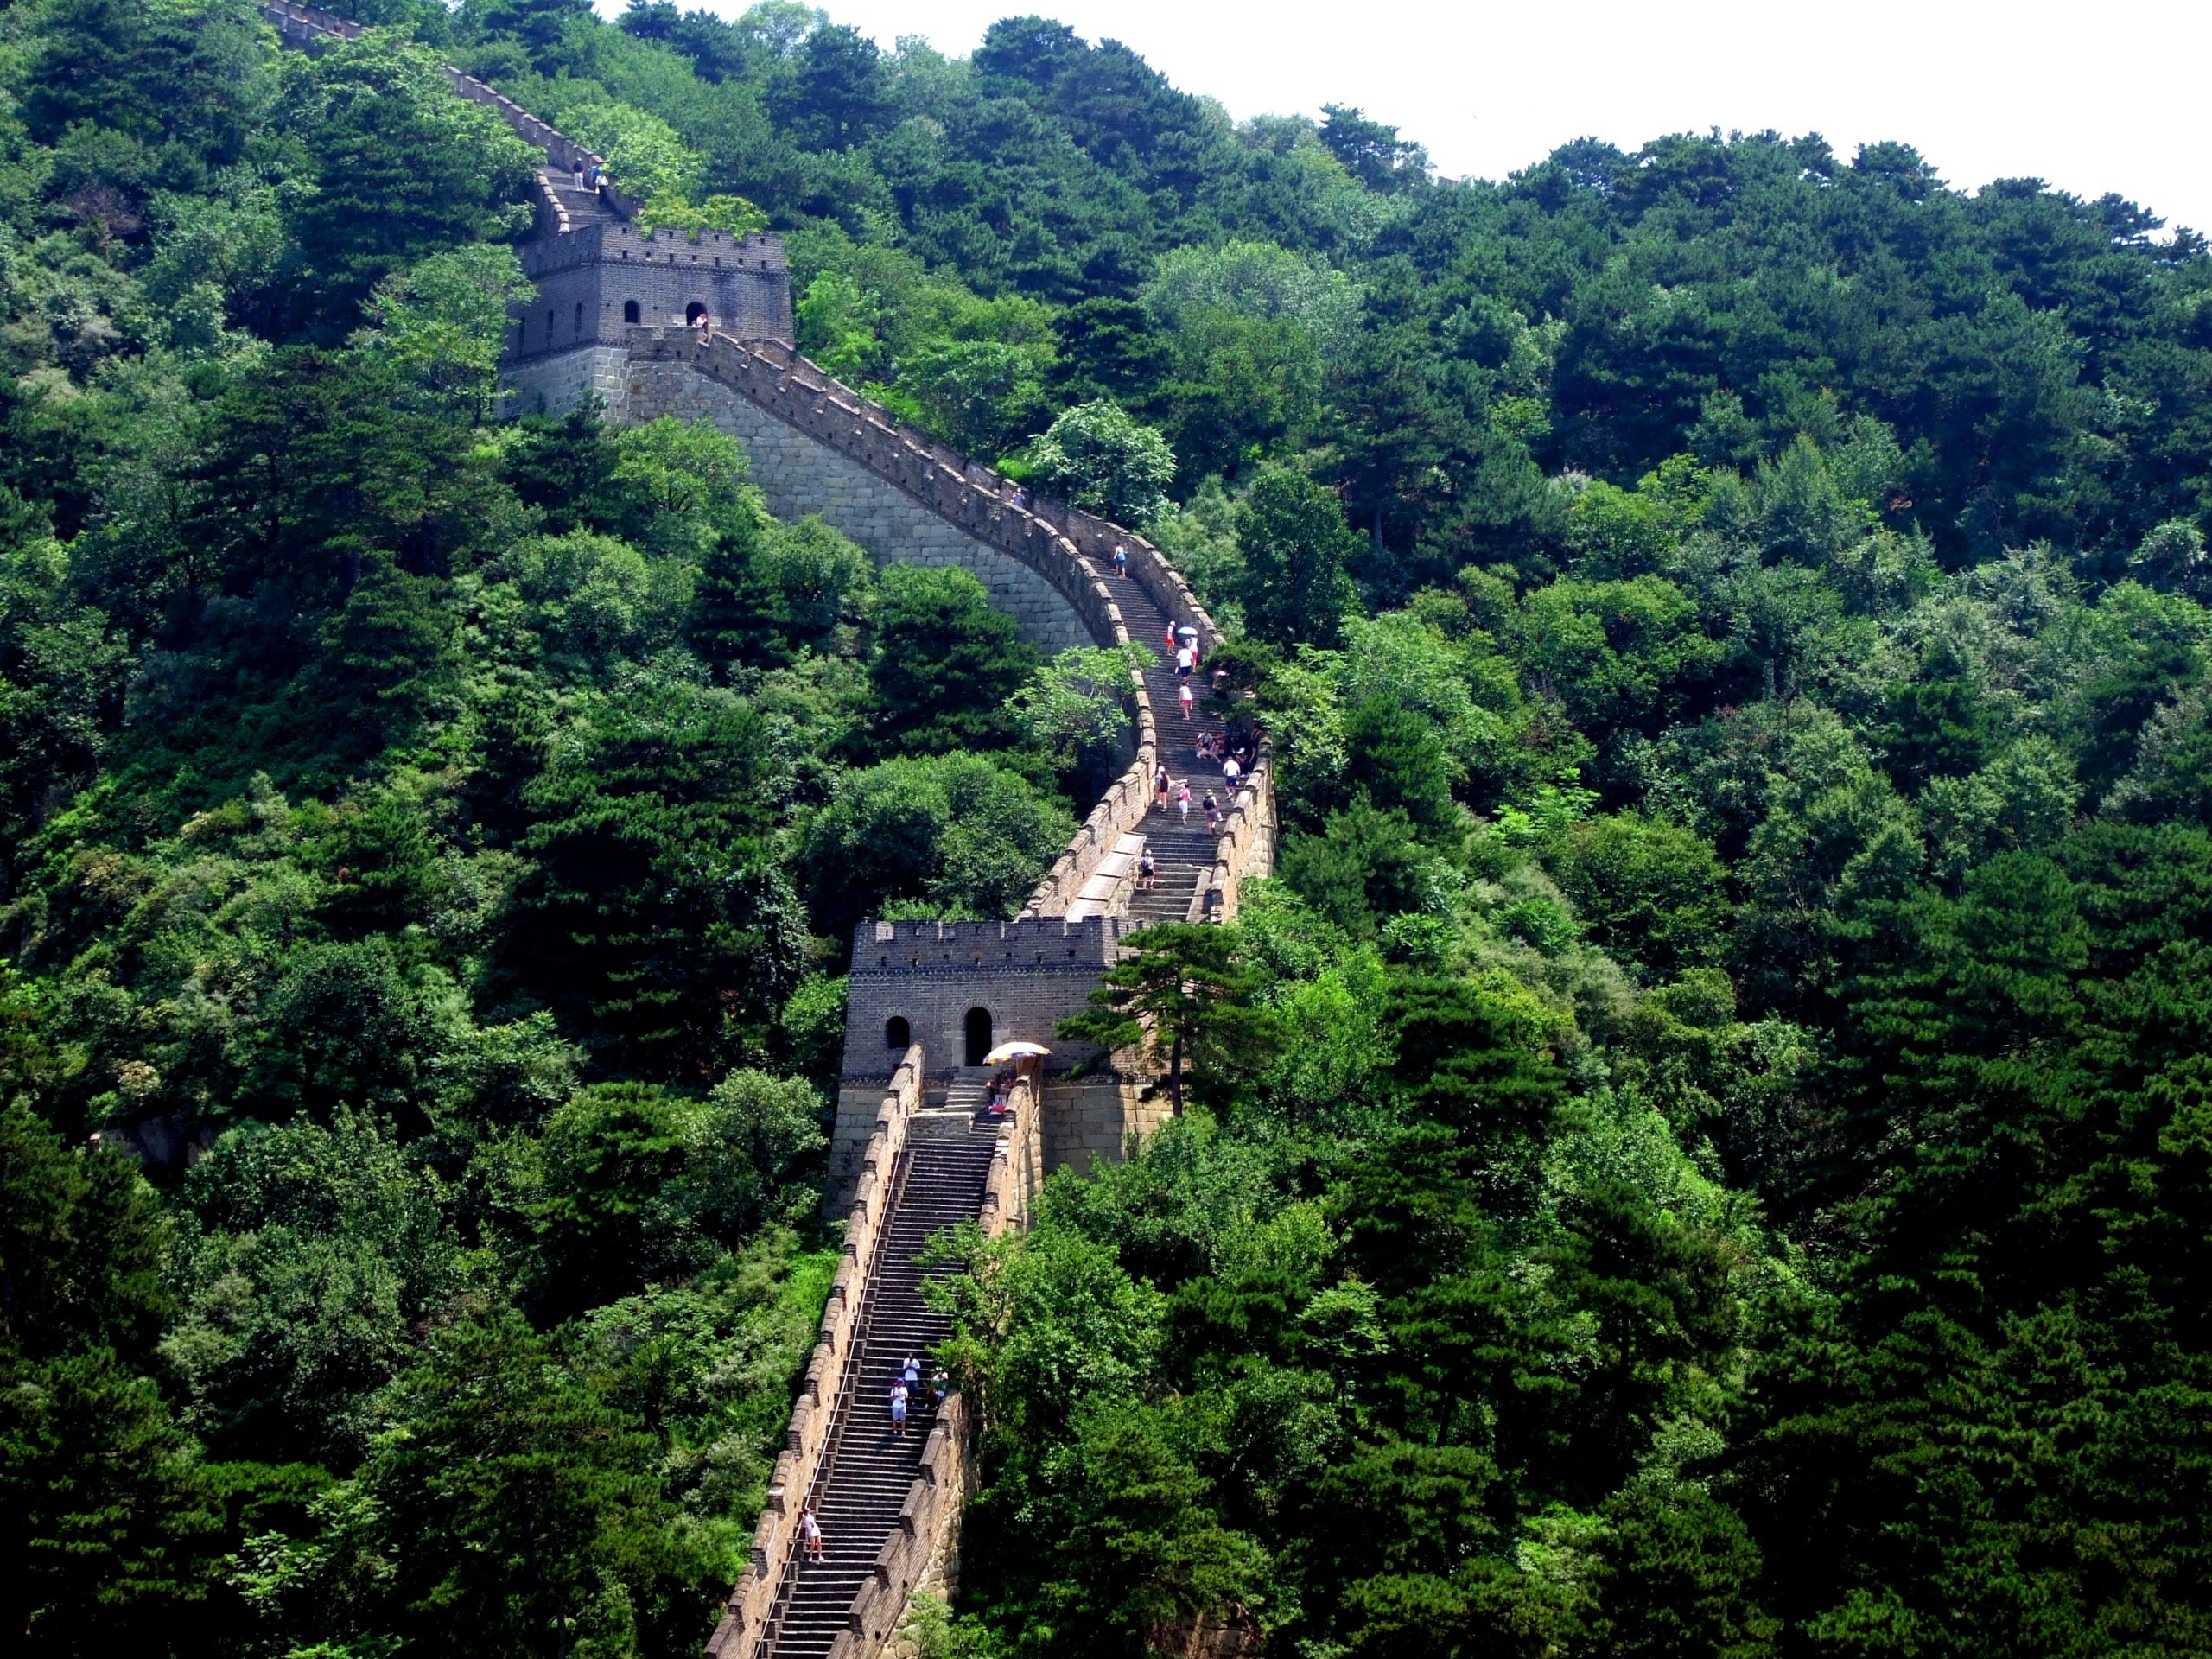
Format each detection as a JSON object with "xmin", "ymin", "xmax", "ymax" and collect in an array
[
  {"xmin": 1039, "ymin": 1076, "xmax": 1173, "ymax": 1176},
  {"xmin": 837, "ymin": 918, "xmax": 1132, "ymax": 1082},
  {"xmin": 512, "ymin": 226, "xmax": 791, "ymax": 359},
  {"xmin": 500, "ymin": 344, "xmax": 632, "ymax": 420},
  {"xmin": 707, "ymin": 1050, "xmax": 927, "ymax": 1659},
  {"xmin": 622, "ymin": 355, "xmax": 1097, "ymax": 651}
]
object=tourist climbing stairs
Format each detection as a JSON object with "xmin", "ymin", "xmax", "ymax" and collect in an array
[
  {"xmin": 543, "ymin": 167, "xmax": 620, "ymax": 232},
  {"xmin": 1112, "ymin": 575, "xmax": 1230, "ymax": 926},
  {"xmin": 754, "ymin": 1113, "xmax": 1001, "ymax": 1659}
]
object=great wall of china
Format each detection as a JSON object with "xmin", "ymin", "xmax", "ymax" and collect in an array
[{"xmin": 261, "ymin": 9, "xmax": 1275, "ymax": 1657}]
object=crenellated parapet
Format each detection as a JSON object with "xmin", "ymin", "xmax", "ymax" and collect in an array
[{"xmin": 512, "ymin": 230, "xmax": 792, "ymax": 359}]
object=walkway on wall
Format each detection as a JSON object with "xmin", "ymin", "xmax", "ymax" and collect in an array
[
  {"xmin": 260, "ymin": 1, "xmax": 633, "ymax": 230},
  {"xmin": 753, "ymin": 1112, "xmax": 1000, "ymax": 1659},
  {"xmin": 1112, "ymin": 575, "xmax": 1231, "ymax": 925},
  {"xmin": 540, "ymin": 166, "xmax": 623, "ymax": 233}
]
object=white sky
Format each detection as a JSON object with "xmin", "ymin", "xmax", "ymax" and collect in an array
[{"xmin": 642, "ymin": 0, "xmax": 2212, "ymax": 233}]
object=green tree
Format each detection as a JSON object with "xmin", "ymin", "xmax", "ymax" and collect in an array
[
  {"xmin": 1232, "ymin": 463, "xmax": 1360, "ymax": 648},
  {"xmin": 529, "ymin": 1083, "xmax": 690, "ymax": 1315},
  {"xmin": 365, "ymin": 1312, "xmax": 715, "ymax": 1659},
  {"xmin": 507, "ymin": 683, "xmax": 808, "ymax": 1078},
  {"xmin": 1027, "ymin": 401, "xmax": 1177, "ymax": 528},
  {"xmin": 1543, "ymin": 812, "xmax": 1731, "ymax": 976},
  {"xmin": 801, "ymin": 753, "xmax": 1073, "ymax": 936},
  {"xmin": 351, "ymin": 245, "xmax": 534, "ymax": 419},
  {"xmin": 899, "ymin": 339, "xmax": 1049, "ymax": 459},
  {"xmin": 862, "ymin": 563, "xmax": 1040, "ymax": 756},
  {"xmin": 1004, "ymin": 644, "xmax": 1146, "ymax": 799},
  {"xmin": 275, "ymin": 35, "xmax": 537, "ymax": 327},
  {"xmin": 0, "ymin": 1347, "xmax": 224, "ymax": 1655},
  {"xmin": 167, "ymin": 1109, "xmax": 466, "ymax": 1461},
  {"xmin": 1058, "ymin": 924, "xmax": 1271, "ymax": 1114}
]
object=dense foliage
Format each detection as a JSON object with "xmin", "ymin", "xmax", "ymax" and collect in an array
[{"xmin": 4, "ymin": 1, "xmax": 2212, "ymax": 1656}]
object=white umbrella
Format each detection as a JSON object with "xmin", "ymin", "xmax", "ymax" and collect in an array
[
  {"xmin": 982, "ymin": 1041, "xmax": 1051, "ymax": 1064},
  {"xmin": 1175, "ymin": 624, "xmax": 1200, "ymax": 643}
]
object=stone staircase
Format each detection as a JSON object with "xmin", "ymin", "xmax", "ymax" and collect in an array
[
  {"xmin": 1112, "ymin": 574, "xmax": 1230, "ymax": 926},
  {"xmin": 755, "ymin": 1115, "xmax": 1000, "ymax": 1659},
  {"xmin": 541, "ymin": 168, "xmax": 622, "ymax": 232}
]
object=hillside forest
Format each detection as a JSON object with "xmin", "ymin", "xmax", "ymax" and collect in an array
[{"xmin": 2, "ymin": 2, "xmax": 2210, "ymax": 1656}]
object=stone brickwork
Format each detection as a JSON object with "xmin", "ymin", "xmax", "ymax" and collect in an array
[
  {"xmin": 622, "ymin": 355, "xmax": 1097, "ymax": 651},
  {"xmin": 500, "ymin": 344, "xmax": 632, "ymax": 420},
  {"xmin": 512, "ymin": 225, "xmax": 791, "ymax": 359},
  {"xmin": 1039, "ymin": 1077, "xmax": 1173, "ymax": 1175},
  {"xmin": 839, "ymin": 918, "xmax": 1133, "ymax": 1083}
]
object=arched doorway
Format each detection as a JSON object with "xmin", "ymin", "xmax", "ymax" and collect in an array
[
  {"xmin": 885, "ymin": 1016, "xmax": 910, "ymax": 1051},
  {"xmin": 963, "ymin": 1007, "xmax": 993, "ymax": 1068},
  {"xmin": 685, "ymin": 301, "xmax": 709, "ymax": 327},
  {"xmin": 622, "ymin": 299, "xmax": 640, "ymax": 324}
]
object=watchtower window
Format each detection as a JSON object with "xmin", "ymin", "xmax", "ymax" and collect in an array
[
  {"xmin": 622, "ymin": 299, "xmax": 640, "ymax": 324},
  {"xmin": 574, "ymin": 302, "xmax": 583, "ymax": 333},
  {"xmin": 685, "ymin": 302, "xmax": 709, "ymax": 327},
  {"xmin": 544, "ymin": 309, "xmax": 554, "ymax": 341},
  {"xmin": 885, "ymin": 1016, "xmax": 910, "ymax": 1051},
  {"xmin": 963, "ymin": 1007, "xmax": 993, "ymax": 1068}
]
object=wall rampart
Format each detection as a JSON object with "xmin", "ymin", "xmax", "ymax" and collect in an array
[
  {"xmin": 620, "ymin": 345, "xmax": 1097, "ymax": 652},
  {"xmin": 258, "ymin": 3, "xmax": 644, "ymax": 217},
  {"xmin": 707, "ymin": 1048, "xmax": 925, "ymax": 1659},
  {"xmin": 511, "ymin": 228, "xmax": 793, "ymax": 358},
  {"xmin": 499, "ymin": 344, "xmax": 632, "ymax": 419}
]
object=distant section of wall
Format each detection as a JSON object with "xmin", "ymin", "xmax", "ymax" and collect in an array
[
  {"xmin": 624, "ymin": 355, "xmax": 1096, "ymax": 651},
  {"xmin": 257, "ymin": 2, "xmax": 643, "ymax": 216}
]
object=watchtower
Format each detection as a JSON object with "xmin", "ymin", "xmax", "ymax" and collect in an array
[{"xmin": 506, "ymin": 224, "xmax": 792, "ymax": 362}]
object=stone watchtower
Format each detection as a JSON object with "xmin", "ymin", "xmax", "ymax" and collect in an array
[{"xmin": 506, "ymin": 223, "xmax": 792, "ymax": 365}]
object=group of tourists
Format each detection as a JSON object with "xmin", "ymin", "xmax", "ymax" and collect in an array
[
  {"xmin": 567, "ymin": 157, "xmax": 608, "ymax": 194},
  {"xmin": 1153, "ymin": 763, "xmax": 1224, "ymax": 836},
  {"xmin": 791, "ymin": 1351, "xmax": 957, "ymax": 1563},
  {"xmin": 1195, "ymin": 728, "xmax": 1255, "ymax": 779},
  {"xmin": 887, "ymin": 1353, "xmax": 949, "ymax": 1438}
]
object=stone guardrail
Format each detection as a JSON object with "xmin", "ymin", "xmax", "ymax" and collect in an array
[
  {"xmin": 977, "ymin": 1073, "xmax": 1044, "ymax": 1243},
  {"xmin": 1191, "ymin": 752, "xmax": 1274, "ymax": 924},
  {"xmin": 1029, "ymin": 500, "xmax": 1276, "ymax": 925},
  {"xmin": 706, "ymin": 1047, "xmax": 926, "ymax": 1659},
  {"xmin": 257, "ymin": 3, "xmax": 644, "ymax": 223},
  {"xmin": 630, "ymin": 330, "xmax": 1170, "ymax": 919},
  {"xmin": 826, "ymin": 1075, "xmax": 1039, "ymax": 1659}
]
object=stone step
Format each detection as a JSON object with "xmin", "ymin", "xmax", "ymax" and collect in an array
[{"xmin": 760, "ymin": 1112, "xmax": 999, "ymax": 1657}]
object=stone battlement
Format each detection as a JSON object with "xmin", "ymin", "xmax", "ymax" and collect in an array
[{"xmin": 519, "ymin": 224, "xmax": 787, "ymax": 277}]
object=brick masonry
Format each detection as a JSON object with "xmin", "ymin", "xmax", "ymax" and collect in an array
[
  {"xmin": 622, "ymin": 357, "xmax": 1096, "ymax": 652},
  {"xmin": 512, "ymin": 225, "xmax": 792, "ymax": 359}
]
